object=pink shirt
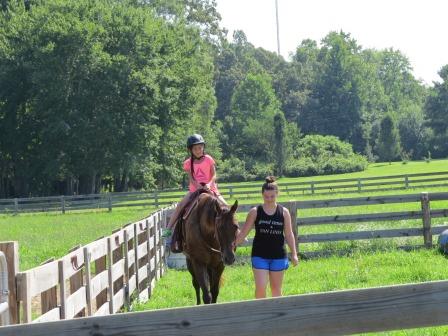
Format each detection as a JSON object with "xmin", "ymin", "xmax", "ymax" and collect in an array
[{"xmin": 183, "ymin": 154, "xmax": 219, "ymax": 193}]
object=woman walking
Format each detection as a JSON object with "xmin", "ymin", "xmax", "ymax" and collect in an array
[{"xmin": 236, "ymin": 176, "xmax": 298, "ymax": 298}]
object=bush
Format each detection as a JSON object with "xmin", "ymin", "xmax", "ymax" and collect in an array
[
  {"xmin": 284, "ymin": 158, "xmax": 319, "ymax": 177},
  {"xmin": 319, "ymin": 155, "xmax": 368, "ymax": 175},
  {"xmin": 217, "ymin": 157, "xmax": 254, "ymax": 182},
  {"xmin": 250, "ymin": 162, "xmax": 275, "ymax": 180},
  {"xmin": 284, "ymin": 135, "xmax": 368, "ymax": 177}
]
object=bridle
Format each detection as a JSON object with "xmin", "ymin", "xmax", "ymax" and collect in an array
[{"xmin": 201, "ymin": 212, "xmax": 223, "ymax": 255}]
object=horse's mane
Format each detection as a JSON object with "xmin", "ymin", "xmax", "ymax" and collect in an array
[{"xmin": 200, "ymin": 193, "xmax": 229, "ymax": 219}]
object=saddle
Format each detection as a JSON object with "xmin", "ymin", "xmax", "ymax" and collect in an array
[{"xmin": 170, "ymin": 189, "xmax": 212, "ymax": 253}]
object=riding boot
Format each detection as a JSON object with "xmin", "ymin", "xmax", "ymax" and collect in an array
[{"xmin": 170, "ymin": 218, "xmax": 184, "ymax": 253}]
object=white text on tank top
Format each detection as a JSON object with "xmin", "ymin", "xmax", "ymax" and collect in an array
[{"xmin": 258, "ymin": 218, "xmax": 283, "ymax": 235}]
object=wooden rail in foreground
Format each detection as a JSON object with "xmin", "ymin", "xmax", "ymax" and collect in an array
[
  {"xmin": 2, "ymin": 280, "xmax": 448, "ymax": 335},
  {"xmin": 1, "ymin": 171, "xmax": 447, "ymax": 213}
]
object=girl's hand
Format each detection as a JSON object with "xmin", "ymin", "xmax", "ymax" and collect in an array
[{"xmin": 291, "ymin": 254, "xmax": 299, "ymax": 267}]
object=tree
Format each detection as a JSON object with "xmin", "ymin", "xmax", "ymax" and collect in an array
[
  {"xmin": 425, "ymin": 65, "xmax": 448, "ymax": 158},
  {"xmin": 300, "ymin": 32, "xmax": 365, "ymax": 151},
  {"xmin": 225, "ymin": 72, "xmax": 280, "ymax": 164},
  {"xmin": 0, "ymin": 0, "xmax": 219, "ymax": 196},
  {"xmin": 376, "ymin": 114, "xmax": 401, "ymax": 163},
  {"xmin": 274, "ymin": 112, "xmax": 286, "ymax": 176}
]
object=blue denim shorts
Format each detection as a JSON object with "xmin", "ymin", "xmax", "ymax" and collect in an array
[{"xmin": 251, "ymin": 256, "xmax": 289, "ymax": 271}]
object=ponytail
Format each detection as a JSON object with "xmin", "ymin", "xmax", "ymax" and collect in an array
[
  {"xmin": 262, "ymin": 176, "xmax": 279, "ymax": 193},
  {"xmin": 190, "ymin": 154, "xmax": 195, "ymax": 181}
]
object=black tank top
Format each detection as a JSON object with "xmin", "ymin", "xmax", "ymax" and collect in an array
[{"xmin": 251, "ymin": 204, "xmax": 286, "ymax": 259}]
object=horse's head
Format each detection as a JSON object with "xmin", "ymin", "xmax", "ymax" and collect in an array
[{"xmin": 216, "ymin": 200, "xmax": 239, "ymax": 265}]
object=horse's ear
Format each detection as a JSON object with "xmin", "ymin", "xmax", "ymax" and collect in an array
[
  {"xmin": 230, "ymin": 200, "xmax": 238, "ymax": 214},
  {"xmin": 215, "ymin": 199, "xmax": 223, "ymax": 214}
]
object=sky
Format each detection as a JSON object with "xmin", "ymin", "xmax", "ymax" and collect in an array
[{"xmin": 215, "ymin": 0, "xmax": 447, "ymax": 86}]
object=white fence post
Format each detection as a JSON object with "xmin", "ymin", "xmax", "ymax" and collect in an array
[{"xmin": 0, "ymin": 251, "xmax": 10, "ymax": 326}]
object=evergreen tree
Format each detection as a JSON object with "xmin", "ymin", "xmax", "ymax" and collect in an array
[{"xmin": 376, "ymin": 114, "xmax": 401, "ymax": 163}]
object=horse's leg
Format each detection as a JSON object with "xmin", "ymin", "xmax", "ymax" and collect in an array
[
  {"xmin": 191, "ymin": 261, "xmax": 212, "ymax": 304},
  {"xmin": 187, "ymin": 258, "xmax": 201, "ymax": 305},
  {"xmin": 209, "ymin": 263, "xmax": 224, "ymax": 303}
]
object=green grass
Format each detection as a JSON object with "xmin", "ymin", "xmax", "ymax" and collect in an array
[
  {"xmin": 134, "ymin": 248, "xmax": 448, "ymax": 335},
  {"xmin": 128, "ymin": 159, "xmax": 448, "ymax": 200},
  {"xmin": 1, "ymin": 160, "xmax": 448, "ymax": 269},
  {"xmin": 0, "ymin": 208, "xmax": 153, "ymax": 270},
  {"xmin": 276, "ymin": 159, "xmax": 448, "ymax": 183}
]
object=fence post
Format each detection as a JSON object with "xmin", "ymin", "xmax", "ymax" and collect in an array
[
  {"xmin": 0, "ymin": 251, "xmax": 10, "ymax": 326},
  {"xmin": 404, "ymin": 175, "xmax": 409, "ymax": 189},
  {"xmin": 123, "ymin": 229, "xmax": 130, "ymax": 309},
  {"xmin": 159, "ymin": 211, "xmax": 165, "ymax": 275},
  {"xmin": 0, "ymin": 242, "xmax": 19, "ymax": 324},
  {"xmin": 61, "ymin": 196, "xmax": 65, "ymax": 214},
  {"xmin": 133, "ymin": 224, "xmax": 140, "ymax": 297},
  {"xmin": 420, "ymin": 192, "xmax": 432, "ymax": 248},
  {"xmin": 286, "ymin": 201, "xmax": 298, "ymax": 255},
  {"xmin": 154, "ymin": 192, "xmax": 159, "ymax": 207},
  {"xmin": 106, "ymin": 237, "xmax": 114, "ymax": 314},
  {"xmin": 229, "ymin": 187, "xmax": 234, "ymax": 199},
  {"xmin": 357, "ymin": 179, "xmax": 362, "ymax": 192},
  {"xmin": 154, "ymin": 213, "xmax": 159, "ymax": 281},
  {"xmin": 13, "ymin": 199, "xmax": 18, "ymax": 215},
  {"xmin": 146, "ymin": 218, "xmax": 153, "ymax": 298},
  {"xmin": 83, "ymin": 247, "xmax": 93, "ymax": 317},
  {"xmin": 58, "ymin": 260, "xmax": 66, "ymax": 320},
  {"xmin": 108, "ymin": 195, "xmax": 112, "ymax": 212},
  {"xmin": 310, "ymin": 182, "xmax": 315, "ymax": 194}
]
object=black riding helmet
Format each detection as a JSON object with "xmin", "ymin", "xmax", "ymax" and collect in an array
[{"xmin": 187, "ymin": 134, "xmax": 205, "ymax": 149}]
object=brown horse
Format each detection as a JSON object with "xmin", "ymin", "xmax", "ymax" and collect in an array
[{"xmin": 182, "ymin": 193, "xmax": 239, "ymax": 304}]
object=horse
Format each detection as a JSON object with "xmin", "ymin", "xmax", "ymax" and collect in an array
[{"xmin": 182, "ymin": 193, "xmax": 239, "ymax": 304}]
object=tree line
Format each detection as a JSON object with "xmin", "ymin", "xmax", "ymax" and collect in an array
[{"xmin": 0, "ymin": 0, "xmax": 446, "ymax": 197}]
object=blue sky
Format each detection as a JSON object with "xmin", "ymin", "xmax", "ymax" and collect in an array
[{"xmin": 216, "ymin": 0, "xmax": 447, "ymax": 86}]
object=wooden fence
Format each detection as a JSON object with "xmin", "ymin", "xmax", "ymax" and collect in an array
[
  {"xmin": 2, "ymin": 279, "xmax": 448, "ymax": 335},
  {"xmin": 1, "ymin": 192, "xmax": 448, "ymax": 333},
  {"xmin": 0, "ymin": 206, "xmax": 172, "ymax": 326},
  {"xmin": 236, "ymin": 192, "xmax": 448, "ymax": 253},
  {"xmin": 1, "ymin": 171, "xmax": 447, "ymax": 214}
]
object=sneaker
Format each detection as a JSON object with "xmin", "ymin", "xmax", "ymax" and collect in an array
[{"xmin": 162, "ymin": 228, "xmax": 172, "ymax": 238}]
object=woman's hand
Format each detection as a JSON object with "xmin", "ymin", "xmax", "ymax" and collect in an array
[{"xmin": 291, "ymin": 254, "xmax": 299, "ymax": 267}]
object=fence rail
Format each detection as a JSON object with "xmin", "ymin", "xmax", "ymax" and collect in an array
[
  {"xmin": 1, "ymin": 171, "xmax": 447, "ymax": 214},
  {"xmin": 2, "ymin": 279, "xmax": 448, "ymax": 335},
  {"xmin": 236, "ymin": 192, "xmax": 448, "ymax": 252}
]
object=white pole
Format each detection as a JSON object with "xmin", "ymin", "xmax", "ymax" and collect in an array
[{"xmin": 275, "ymin": 0, "xmax": 280, "ymax": 55}]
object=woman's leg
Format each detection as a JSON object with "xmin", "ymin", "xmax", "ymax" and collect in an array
[
  {"xmin": 252, "ymin": 268, "xmax": 269, "ymax": 299},
  {"xmin": 269, "ymin": 271, "xmax": 285, "ymax": 297},
  {"xmin": 166, "ymin": 192, "xmax": 192, "ymax": 229}
]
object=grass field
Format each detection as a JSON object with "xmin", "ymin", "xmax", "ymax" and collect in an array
[
  {"xmin": 133, "ymin": 248, "xmax": 448, "ymax": 336},
  {"xmin": 0, "ymin": 208, "xmax": 154, "ymax": 270},
  {"xmin": 238, "ymin": 159, "xmax": 448, "ymax": 185},
  {"xmin": 1, "ymin": 160, "xmax": 448, "ymax": 333}
]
